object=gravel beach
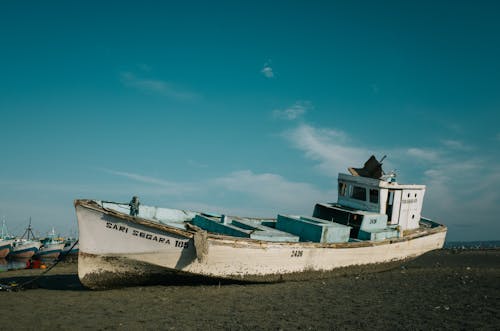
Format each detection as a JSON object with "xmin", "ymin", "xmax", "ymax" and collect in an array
[{"xmin": 1, "ymin": 249, "xmax": 498, "ymax": 330}]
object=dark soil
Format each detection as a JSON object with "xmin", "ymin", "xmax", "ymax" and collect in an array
[{"xmin": 1, "ymin": 249, "xmax": 498, "ymax": 330}]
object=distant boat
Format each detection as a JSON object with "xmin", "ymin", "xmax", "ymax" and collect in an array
[
  {"xmin": 75, "ymin": 156, "xmax": 447, "ymax": 289},
  {"xmin": 0, "ymin": 239, "xmax": 15, "ymax": 258},
  {"xmin": 10, "ymin": 239, "xmax": 42, "ymax": 258},
  {"xmin": 0, "ymin": 220, "xmax": 15, "ymax": 258},
  {"xmin": 61, "ymin": 238, "xmax": 79, "ymax": 256},
  {"xmin": 9, "ymin": 219, "xmax": 42, "ymax": 259},
  {"xmin": 35, "ymin": 228, "xmax": 65, "ymax": 259}
]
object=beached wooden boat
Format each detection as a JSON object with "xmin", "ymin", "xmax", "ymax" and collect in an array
[{"xmin": 75, "ymin": 156, "xmax": 447, "ymax": 289}]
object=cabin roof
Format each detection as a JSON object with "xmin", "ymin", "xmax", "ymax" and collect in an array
[{"xmin": 338, "ymin": 173, "xmax": 426, "ymax": 190}]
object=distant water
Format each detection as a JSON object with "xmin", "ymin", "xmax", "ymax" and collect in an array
[{"xmin": 444, "ymin": 240, "xmax": 500, "ymax": 249}]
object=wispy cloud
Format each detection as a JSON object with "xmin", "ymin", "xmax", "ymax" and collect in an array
[
  {"xmin": 261, "ymin": 61, "xmax": 274, "ymax": 78},
  {"xmin": 441, "ymin": 139, "xmax": 471, "ymax": 151},
  {"xmin": 284, "ymin": 124, "xmax": 369, "ymax": 176},
  {"xmin": 213, "ymin": 170, "xmax": 331, "ymax": 209},
  {"xmin": 101, "ymin": 169, "xmax": 334, "ymax": 216},
  {"xmin": 273, "ymin": 101, "xmax": 312, "ymax": 121},
  {"xmin": 120, "ymin": 72, "xmax": 199, "ymax": 100},
  {"xmin": 406, "ymin": 147, "xmax": 441, "ymax": 162},
  {"xmin": 101, "ymin": 168, "xmax": 198, "ymax": 196}
]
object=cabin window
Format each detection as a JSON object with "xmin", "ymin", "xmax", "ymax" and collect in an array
[
  {"xmin": 351, "ymin": 186, "xmax": 366, "ymax": 201},
  {"xmin": 338, "ymin": 182, "xmax": 347, "ymax": 197},
  {"xmin": 369, "ymin": 189, "xmax": 379, "ymax": 203}
]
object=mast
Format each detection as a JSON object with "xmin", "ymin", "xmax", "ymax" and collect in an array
[
  {"xmin": 20, "ymin": 217, "xmax": 37, "ymax": 240},
  {"xmin": 1, "ymin": 217, "xmax": 10, "ymax": 239}
]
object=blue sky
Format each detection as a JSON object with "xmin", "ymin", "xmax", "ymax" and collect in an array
[{"xmin": 0, "ymin": 1, "xmax": 499, "ymax": 241}]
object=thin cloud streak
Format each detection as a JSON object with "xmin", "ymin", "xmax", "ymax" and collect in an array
[
  {"xmin": 120, "ymin": 72, "xmax": 200, "ymax": 100},
  {"xmin": 407, "ymin": 148, "xmax": 441, "ymax": 162},
  {"xmin": 284, "ymin": 124, "xmax": 370, "ymax": 176},
  {"xmin": 441, "ymin": 140, "xmax": 471, "ymax": 151},
  {"xmin": 101, "ymin": 168, "xmax": 198, "ymax": 196},
  {"xmin": 213, "ymin": 170, "xmax": 332, "ymax": 209},
  {"xmin": 99, "ymin": 167, "xmax": 333, "ymax": 216},
  {"xmin": 273, "ymin": 101, "xmax": 312, "ymax": 121}
]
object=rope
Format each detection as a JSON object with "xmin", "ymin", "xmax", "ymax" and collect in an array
[{"xmin": 0, "ymin": 239, "xmax": 79, "ymax": 291}]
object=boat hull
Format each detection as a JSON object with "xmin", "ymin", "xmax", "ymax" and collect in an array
[
  {"xmin": 62, "ymin": 245, "xmax": 79, "ymax": 256},
  {"xmin": 0, "ymin": 247, "xmax": 10, "ymax": 258},
  {"xmin": 76, "ymin": 200, "xmax": 447, "ymax": 289},
  {"xmin": 36, "ymin": 243, "xmax": 65, "ymax": 259},
  {"xmin": 0, "ymin": 240, "xmax": 14, "ymax": 258},
  {"xmin": 10, "ymin": 242, "xmax": 42, "ymax": 259}
]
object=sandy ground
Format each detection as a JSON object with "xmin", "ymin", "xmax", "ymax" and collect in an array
[{"xmin": 0, "ymin": 249, "xmax": 498, "ymax": 330}]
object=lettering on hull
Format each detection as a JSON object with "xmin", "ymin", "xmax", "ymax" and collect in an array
[{"xmin": 105, "ymin": 222, "xmax": 189, "ymax": 249}]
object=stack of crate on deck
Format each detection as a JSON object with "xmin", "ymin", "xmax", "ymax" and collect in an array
[
  {"xmin": 276, "ymin": 215, "xmax": 351, "ymax": 243},
  {"xmin": 312, "ymin": 203, "xmax": 399, "ymax": 241},
  {"xmin": 192, "ymin": 214, "xmax": 299, "ymax": 242}
]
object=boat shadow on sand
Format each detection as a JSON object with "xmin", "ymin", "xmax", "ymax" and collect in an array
[
  {"xmin": 0, "ymin": 272, "xmax": 256, "ymax": 291},
  {"xmin": 0, "ymin": 274, "xmax": 86, "ymax": 291},
  {"xmin": 1, "ymin": 253, "xmax": 436, "ymax": 291}
]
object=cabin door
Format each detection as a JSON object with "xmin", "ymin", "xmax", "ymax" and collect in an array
[
  {"xmin": 399, "ymin": 190, "xmax": 420, "ymax": 230},
  {"xmin": 386, "ymin": 190, "xmax": 394, "ymax": 224},
  {"xmin": 386, "ymin": 190, "xmax": 401, "ymax": 225}
]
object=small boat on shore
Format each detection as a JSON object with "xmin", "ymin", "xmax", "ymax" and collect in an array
[
  {"xmin": 0, "ymin": 221, "xmax": 15, "ymax": 258},
  {"xmin": 10, "ymin": 239, "xmax": 42, "ymax": 259},
  {"xmin": 9, "ymin": 220, "xmax": 42, "ymax": 259},
  {"xmin": 74, "ymin": 156, "xmax": 447, "ymax": 289},
  {"xmin": 35, "ymin": 229, "xmax": 65, "ymax": 259},
  {"xmin": 61, "ymin": 238, "xmax": 79, "ymax": 256},
  {"xmin": 0, "ymin": 239, "xmax": 15, "ymax": 258}
]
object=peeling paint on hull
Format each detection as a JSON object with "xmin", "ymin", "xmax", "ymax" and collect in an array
[
  {"xmin": 75, "ymin": 200, "xmax": 447, "ymax": 289},
  {"xmin": 0, "ymin": 247, "xmax": 11, "ymax": 258},
  {"xmin": 78, "ymin": 252, "xmax": 426, "ymax": 289},
  {"xmin": 0, "ymin": 240, "xmax": 14, "ymax": 258}
]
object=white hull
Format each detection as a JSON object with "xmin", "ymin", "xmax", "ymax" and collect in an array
[
  {"xmin": 76, "ymin": 200, "xmax": 447, "ymax": 289},
  {"xmin": 10, "ymin": 240, "xmax": 42, "ymax": 259},
  {"xmin": 36, "ymin": 242, "xmax": 65, "ymax": 259},
  {"xmin": 62, "ymin": 241, "xmax": 79, "ymax": 255}
]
